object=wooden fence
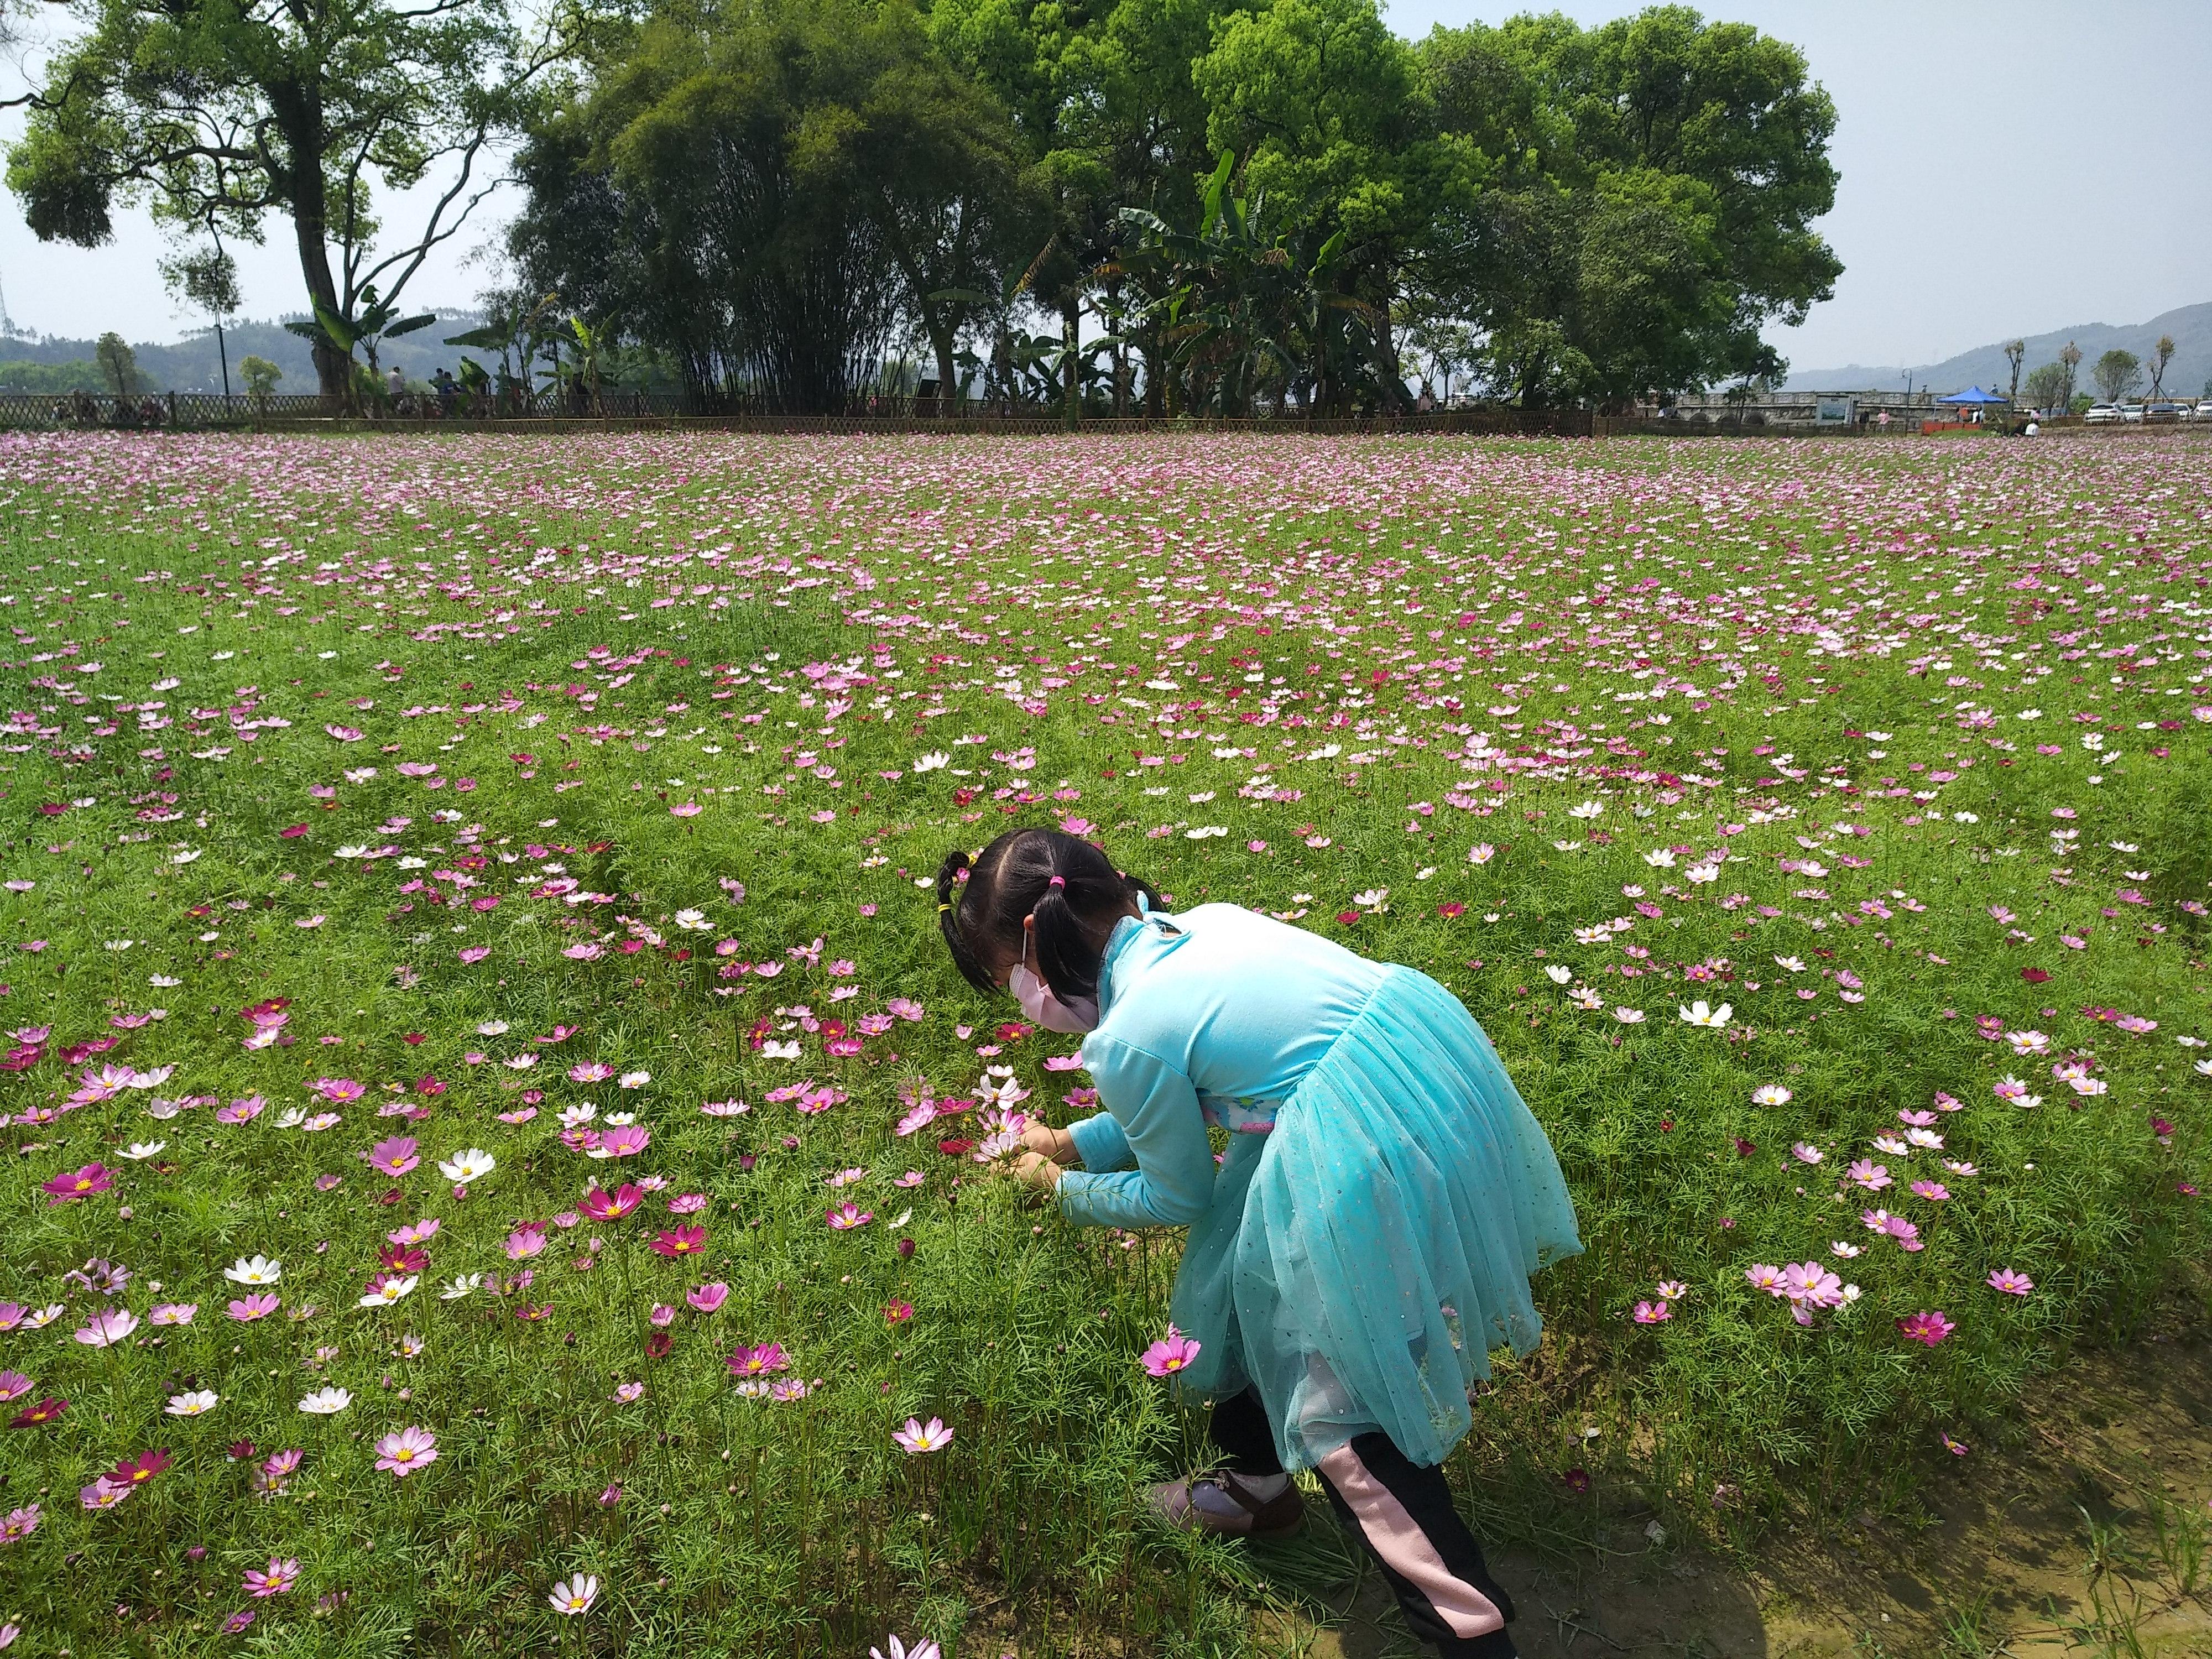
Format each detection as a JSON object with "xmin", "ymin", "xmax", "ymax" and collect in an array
[{"xmin": 0, "ymin": 388, "xmax": 1601, "ymax": 438}]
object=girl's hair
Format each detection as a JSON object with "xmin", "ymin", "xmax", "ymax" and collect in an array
[{"xmin": 936, "ymin": 828, "xmax": 1159, "ymax": 999}]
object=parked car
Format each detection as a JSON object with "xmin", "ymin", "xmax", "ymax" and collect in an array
[
  {"xmin": 2084, "ymin": 403, "xmax": 2120, "ymax": 423},
  {"xmin": 2119, "ymin": 403, "xmax": 2147, "ymax": 422},
  {"xmin": 2145, "ymin": 401, "xmax": 2185, "ymax": 424},
  {"xmin": 2193, "ymin": 401, "xmax": 2212, "ymax": 421}
]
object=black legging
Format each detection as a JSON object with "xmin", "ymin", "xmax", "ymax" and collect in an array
[{"xmin": 1212, "ymin": 1387, "xmax": 1518, "ymax": 1658}]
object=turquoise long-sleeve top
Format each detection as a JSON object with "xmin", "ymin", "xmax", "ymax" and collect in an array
[{"xmin": 1055, "ymin": 904, "xmax": 1389, "ymax": 1230}]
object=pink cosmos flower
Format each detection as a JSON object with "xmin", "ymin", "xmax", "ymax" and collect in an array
[
  {"xmin": 1631, "ymin": 1301, "xmax": 1670, "ymax": 1324},
  {"xmin": 243, "ymin": 1557, "xmax": 300, "ymax": 1598},
  {"xmin": 373, "ymin": 1424, "xmax": 438, "ymax": 1477},
  {"xmin": 80, "ymin": 1477, "xmax": 132, "ymax": 1511},
  {"xmin": 0, "ymin": 1373, "xmax": 29, "ymax": 1404},
  {"xmin": 215, "ymin": 1095, "xmax": 266, "ymax": 1125},
  {"xmin": 826, "ymin": 1202, "xmax": 873, "ymax": 1230},
  {"xmin": 1139, "ymin": 1326, "xmax": 1202, "ymax": 1377},
  {"xmin": 369, "ymin": 1136, "xmax": 420, "ymax": 1177},
  {"xmin": 73, "ymin": 1308, "xmax": 139, "ymax": 1348},
  {"xmin": 311, "ymin": 1078, "xmax": 366, "ymax": 1103},
  {"xmin": 588, "ymin": 1124, "xmax": 651, "ymax": 1159},
  {"xmin": 227, "ymin": 1293, "xmax": 281, "ymax": 1322},
  {"xmin": 893, "ymin": 1416, "xmax": 954, "ymax": 1454},
  {"xmin": 613, "ymin": 1383, "xmax": 645, "ymax": 1404},
  {"xmin": 568, "ymin": 1061, "xmax": 614, "ymax": 1083},
  {"xmin": 1986, "ymin": 1269, "xmax": 2034, "ymax": 1296},
  {"xmin": 1897, "ymin": 1311, "xmax": 1955, "ymax": 1347},
  {"xmin": 686, "ymin": 1282, "xmax": 729, "ymax": 1314},
  {"xmin": 1910, "ymin": 1180, "xmax": 1950, "ymax": 1202},
  {"xmin": 149, "ymin": 1303, "xmax": 197, "ymax": 1326}
]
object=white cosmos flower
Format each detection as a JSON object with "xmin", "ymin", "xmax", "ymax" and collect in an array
[
  {"xmin": 1568, "ymin": 800, "xmax": 1604, "ymax": 819},
  {"xmin": 1751, "ymin": 1085, "xmax": 1793, "ymax": 1107},
  {"xmin": 441, "ymin": 1274, "xmax": 485, "ymax": 1300},
  {"xmin": 1642, "ymin": 849, "xmax": 1676, "ymax": 868},
  {"xmin": 1570, "ymin": 988, "xmax": 1605, "ymax": 1010},
  {"xmin": 617, "ymin": 1071, "xmax": 650, "ymax": 1089},
  {"xmin": 673, "ymin": 909, "xmax": 712, "ymax": 931},
  {"xmin": 225, "ymin": 1255, "xmax": 283, "ymax": 1285},
  {"xmin": 560, "ymin": 1103, "xmax": 598, "ymax": 1129},
  {"xmin": 1678, "ymin": 1000, "xmax": 1732, "ymax": 1029},
  {"xmin": 1552, "ymin": 839, "xmax": 1583, "ymax": 852},
  {"xmin": 437, "ymin": 1149, "xmax": 496, "ymax": 1185},
  {"xmin": 121, "ymin": 1141, "xmax": 167, "ymax": 1160},
  {"xmin": 1574, "ymin": 926, "xmax": 1613, "ymax": 945},
  {"xmin": 911, "ymin": 752, "xmax": 950, "ymax": 772},
  {"xmin": 1613, "ymin": 1007, "xmax": 1646, "ymax": 1024},
  {"xmin": 1350, "ymin": 888, "xmax": 1389, "ymax": 912},
  {"xmin": 1686, "ymin": 864, "xmax": 1719, "ymax": 884},
  {"xmin": 1468, "ymin": 843, "xmax": 1496, "ymax": 864},
  {"xmin": 1545, "ymin": 965, "xmax": 1572, "ymax": 984},
  {"xmin": 169, "ymin": 848, "xmax": 202, "ymax": 865},
  {"xmin": 761, "ymin": 1039, "xmax": 802, "ymax": 1060},
  {"xmin": 166, "ymin": 1389, "xmax": 220, "ymax": 1416},
  {"xmin": 149, "ymin": 973, "xmax": 182, "ymax": 987},
  {"xmin": 1773, "ymin": 955, "xmax": 1806, "ymax": 972},
  {"xmin": 359, "ymin": 1276, "xmax": 419, "ymax": 1308}
]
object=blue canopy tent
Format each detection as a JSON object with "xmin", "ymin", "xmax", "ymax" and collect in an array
[{"xmin": 1936, "ymin": 386, "xmax": 2010, "ymax": 406}]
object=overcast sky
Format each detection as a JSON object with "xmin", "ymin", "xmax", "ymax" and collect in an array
[{"xmin": 3, "ymin": 0, "xmax": 2209, "ymax": 371}]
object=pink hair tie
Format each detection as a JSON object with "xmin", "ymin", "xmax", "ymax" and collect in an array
[{"xmin": 1046, "ymin": 874, "xmax": 1065, "ymax": 889}]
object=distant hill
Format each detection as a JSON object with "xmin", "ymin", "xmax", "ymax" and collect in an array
[
  {"xmin": 0, "ymin": 312, "xmax": 491, "ymax": 394},
  {"xmin": 1782, "ymin": 300, "xmax": 2212, "ymax": 399}
]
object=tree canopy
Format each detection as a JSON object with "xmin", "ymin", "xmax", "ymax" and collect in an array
[
  {"xmin": 18, "ymin": 0, "xmax": 1840, "ymax": 413},
  {"xmin": 7, "ymin": 0, "xmax": 554, "ymax": 395}
]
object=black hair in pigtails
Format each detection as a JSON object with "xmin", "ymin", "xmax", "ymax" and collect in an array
[
  {"xmin": 933, "ymin": 827, "xmax": 1160, "ymax": 1001},
  {"xmin": 936, "ymin": 849, "xmax": 989, "ymax": 992}
]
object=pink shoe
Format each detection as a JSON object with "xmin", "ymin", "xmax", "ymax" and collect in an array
[{"xmin": 1147, "ymin": 1472, "xmax": 1306, "ymax": 1540}]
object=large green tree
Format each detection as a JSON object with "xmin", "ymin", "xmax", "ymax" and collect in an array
[
  {"xmin": 1418, "ymin": 5, "xmax": 1839, "ymax": 403},
  {"xmin": 514, "ymin": 0, "xmax": 1036, "ymax": 411},
  {"xmin": 7, "ymin": 0, "xmax": 550, "ymax": 396}
]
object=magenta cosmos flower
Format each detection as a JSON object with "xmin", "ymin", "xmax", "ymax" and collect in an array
[
  {"xmin": 373, "ymin": 1425, "xmax": 438, "ymax": 1477},
  {"xmin": 368, "ymin": 1136, "xmax": 420, "ymax": 1177},
  {"xmin": 726, "ymin": 1343, "xmax": 790, "ymax": 1379},
  {"xmin": 826, "ymin": 1202, "xmax": 873, "ymax": 1231},
  {"xmin": 1896, "ymin": 1311, "xmax": 1956, "ymax": 1347},
  {"xmin": 582, "ymin": 1183, "xmax": 643, "ymax": 1220},
  {"xmin": 1986, "ymin": 1269, "xmax": 2034, "ymax": 1296},
  {"xmin": 1139, "ymin": 1326, "xmax": 1202, "ymax": 1378},
  {"xmin": 893, "ymin": 1416, "xmax": 954, "ymax": 1454},
  {"xmin": 649, "ymin": 1226, "xmax": 707, "ymax": 1259},
  {"xmin": 41, "ymin": 1164, "xmax": 112, "ymax": 1204}
]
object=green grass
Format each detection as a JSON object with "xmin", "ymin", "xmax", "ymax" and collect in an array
[{"xmin": 0, "ymin": 429, "xmax": 2204, "ymax": 1656}]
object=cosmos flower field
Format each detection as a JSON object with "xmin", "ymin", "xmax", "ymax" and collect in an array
[{"xmin": 0, "ymin": 429, "xmax": 2206, "ymax": 1655}]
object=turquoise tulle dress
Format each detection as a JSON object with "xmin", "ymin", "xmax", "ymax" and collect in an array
[{"xmin": 1057, "ymin": 904, "xmax": 1583, "ymax": 1473}]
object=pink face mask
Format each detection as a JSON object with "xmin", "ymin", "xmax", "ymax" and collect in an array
[{"xmin": 1008, "ymin": 933, "xmax": 1099, "ymax": 1034}]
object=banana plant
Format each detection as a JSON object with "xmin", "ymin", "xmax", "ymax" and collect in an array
[{"xmin": 285, "ymin": 284, "xmax": 437, "ymax": 410}]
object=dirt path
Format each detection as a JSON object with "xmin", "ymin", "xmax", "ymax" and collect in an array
[{"xmin": 1262, "ymin": 1316, "xmax": 2212, "ymax": 1658}]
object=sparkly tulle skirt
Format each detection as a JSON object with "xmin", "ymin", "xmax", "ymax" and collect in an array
[{"xmin": 1166, "ymin": 967, "xmax": 1583, "ymax": 1472}]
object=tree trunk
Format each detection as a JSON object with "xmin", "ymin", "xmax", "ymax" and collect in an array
[
  {"xmin": 1143, "ymin": 333, "xmax": 1164, "ymax": 418},
  {"xmin": 1062, "ymin": 294, "xmax": 1079, "ymax": 424},
  {"xmin": 931, "ymin": 321, "xmax": 958, "ymax": 416},
  {"xmin": 286, "ymin": 159, "xmax": 351, "ymax": 402}
]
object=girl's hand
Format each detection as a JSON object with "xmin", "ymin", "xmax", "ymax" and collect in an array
[
  {"xmin": 1010, "ymin": 1151, "xmax": 1063, "ymax": 1194},
  {"xmin": 1020, "ymin": 1121, "xmax": 1076, "ymax": 1166}
]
